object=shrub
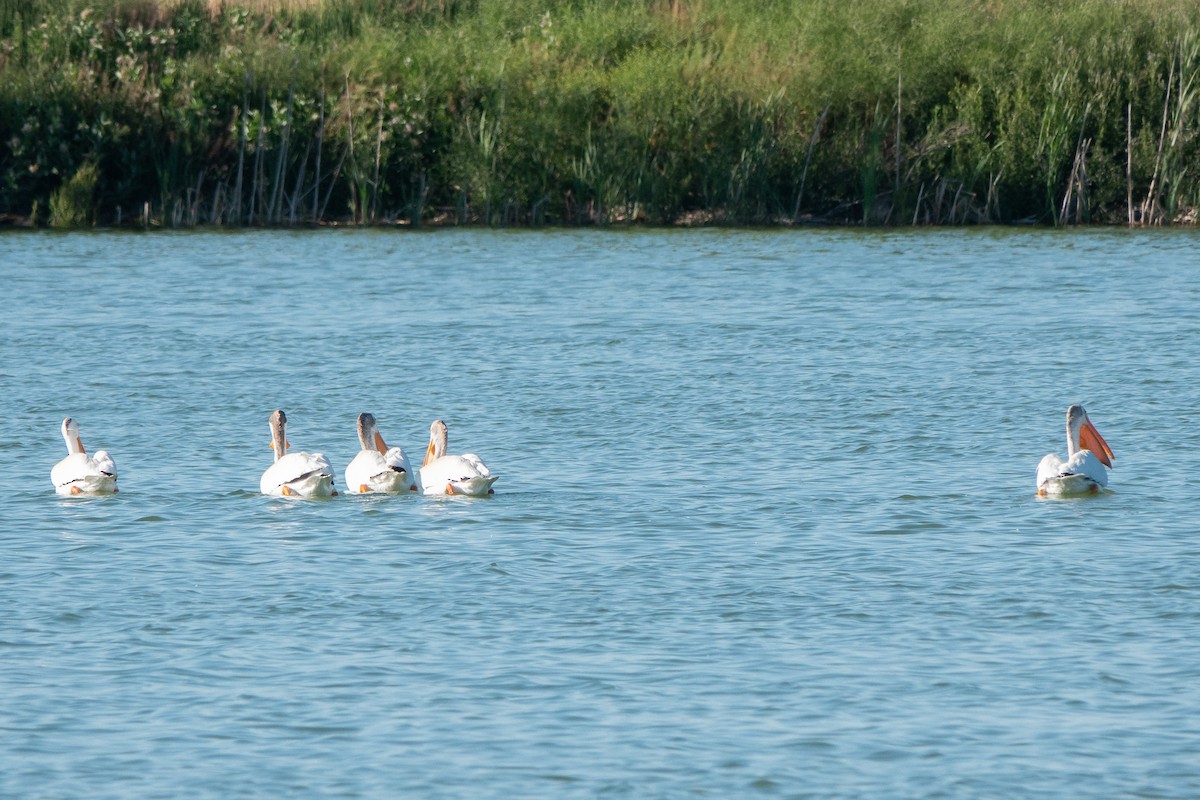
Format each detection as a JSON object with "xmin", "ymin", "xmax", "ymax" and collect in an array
[{"xmin": 49, "ymin": 160, "xmax": 98, "ymax": 227}]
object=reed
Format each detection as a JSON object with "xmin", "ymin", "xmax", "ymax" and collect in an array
[{"xmin": 4, "ymin": 0, "xmax": 1200, "ymax": 226}]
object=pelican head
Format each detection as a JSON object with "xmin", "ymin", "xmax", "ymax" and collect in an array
[
  {"xmin": 1066, "ymin": 403, "xmax": 1114, "ymax": 467},
  {"xmin": 356, "ymin": 412, "xmax": 389, "ymax": 453},
  {"xmin": 269, "ymin": 409, "xmax": 288, "ymax": 461},
  {"xmin": 60, "ymin": 417, "xmax": 86, "ymax": 455},
  {"xmin": 423, "ymin": 419, "xmax": 448, "ymax": 467},
  {"xmin": 1065, "ymin": 403, "xmax": 1086, "ymax": 436}
]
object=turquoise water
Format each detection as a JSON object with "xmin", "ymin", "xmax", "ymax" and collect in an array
[{"xmin": 2, "ymin": 228, "xmax": 1199, "ymax": 798}]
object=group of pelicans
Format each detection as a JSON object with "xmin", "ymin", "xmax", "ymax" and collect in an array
[
  {"xmin": 50, "ymin": 410, "xmax": 498, "ymax": 498},
  {"xmin": 50, "ymin": 403, "xmax": 1116, "ymax": 500}
]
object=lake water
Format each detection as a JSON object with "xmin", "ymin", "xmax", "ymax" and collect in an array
[{"xmin": 2, "ymin": 228, "xmax": 1199, "ymax": 798}]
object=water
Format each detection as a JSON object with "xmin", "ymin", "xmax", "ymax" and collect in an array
[{"xmin": 2, "ymin": 228, "xmax": 1199, "ymax": 798}]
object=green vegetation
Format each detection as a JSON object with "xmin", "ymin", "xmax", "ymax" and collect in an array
[
  {"xmin": 48, "ymin": 159, "xmax": 98, "ymax": 226},
  {"xmin": 3, "ymin": 0, "xmax": 1200, "ymax": 227}
]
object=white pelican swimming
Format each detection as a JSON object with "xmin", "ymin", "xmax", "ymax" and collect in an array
[
  {"xmin": 1036, "ymin": 403, "xmax": 1115, "ymax": 496},
  {"xmin": 50, "ymin": 417, "xmax": 118, "ymax": 495},
  {"xmin": 419, "ymin": 419, "xmax": 497, "ymax": 496},
  {"xmin": 344, "ymin": 413, "xmax": 419, "ymax": 494},
  {"xmin": 259, "ymin": 409, "xmax": 338, "ymax": 497}
]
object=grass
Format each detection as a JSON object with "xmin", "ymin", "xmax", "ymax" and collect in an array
[{"xmin": 3, "ymin": 0, "xmax": 1200, "ymax": 226}]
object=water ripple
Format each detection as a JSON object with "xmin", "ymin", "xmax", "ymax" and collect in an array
[{"xmin": 2, "ymin": 229, "xmax": 1199, "ymax": 798}]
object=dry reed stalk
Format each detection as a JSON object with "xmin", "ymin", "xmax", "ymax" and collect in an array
[
  {"xmin": 211, "ymin": 181, "xmax": 226, "ymax": 225},
  {"xmin": 894, "ymin": 64, "xmax": 901, "ymax": 217},
  {"xmin": 316, "ymin": 80, "xmax": 353, "ymax": 222},
  {"xmin": 1126, "ymin": 103, "xmax": 1133, "ymax": 226},
  {"xmin": 412, "ymin": 170, "xmax": 427, "ymax": 226},
  {"xmin": 532, "ymin": 192, "xmax": 550, "ymax": 225},
  {"xmin": 288, "ymin": 132, "xmax": 312, "ymax": 225},
  {"xmin": 233, "ymin": 72, "xmax": 250, "ymax": 225},
  {"xmin": 344, "ymin": 76, "xmax": 356, "ymax": 223},
  {"xmin": 792, "ymin": 102, "xmax": 830, "ymax": 223},
  {"xmin": 1143, "ymin": 55, "xmax": 1175, "ymax": 225},
  {"xmin": 986, "ymin": 171, "xmax": 1001, "ymax": 223},
  {"xmin": 1059, "ymin": 138, "xmax": 1089, "ymax": 224},
  {"xmin": 371, "ymin": 95, "xmax": 383, "ymax": 224},
  {"xmin": 311, "ymin": 87, "xmax": 324, "ymax": 224},
  {"xmin": 1059, "ymin": 104, "xmax": 1091, "ymax": 225},
  {"xmin": 189, "ymin": 171, "xmax": 204, "ymax": 226},
  {"xmin": 248, "ymin": 92, "xmax": 266, "ymax": 225},
  {"xmin": 269, "ymin": 78, "xmax": 295, "ymax": 224}
]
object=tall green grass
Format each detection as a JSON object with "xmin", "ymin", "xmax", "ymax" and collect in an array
[{"xmin": 3, "ymin": 0, "xmax": 1200, "ymax": 226}]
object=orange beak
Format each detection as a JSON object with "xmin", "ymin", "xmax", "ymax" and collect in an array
[
  {"xmin": 423, "ymin": 441, "xmax": 436, "ymax": 468},
  {"xmin": 76, "ymin": 436, "xmax": 86, "ymax": 454},
  {"xmin": 374, "ymin": 431, "xmax": 388, "ymax": 454},
  {"xmin": 1080, "ymin": 419, "xmax": 1114, "ymax": 467}
]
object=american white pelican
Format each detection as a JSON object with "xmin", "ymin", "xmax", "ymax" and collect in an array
[
  {"xmin": 259, "ymin": 409, "xmax": 338, "ymax": 498},
  {"xmin": 1036, "ymin": 403, "xmax": 1115, "ymax": 496},
  {"xmin": 345, "ymin": 413, "xmax": 419, "ymax": 494},
  {"xmin": 419, "ymin": 419, "xmax": 497, "ymax": 496},
  {"xmin": 50, "ymin": 417, "xmax": 118, "ymax": 496}
]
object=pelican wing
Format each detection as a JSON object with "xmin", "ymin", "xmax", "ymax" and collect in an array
[
  {"xmin": 1036, "ymin": 453, "xmax": 1065, "ymax": 489},
  {"xmin": 346, "ymin": 447, "xmax": 416, "ymax": 494},
  {"xmin": 420, "ymin": 453, "xmax": 496, "ymax": 497},
  {"xmin": 92, "ymin": 450, "xmax": 117, "ymax": 477},
  {"xmin": 261, "ymin": 451, "xmax": 336, "ymax": 497},
  {"xmin": 51, "ymin": 452, "xmax": 118, "ymax": 495},
  {"xmin": 1060, "ymin": 450, "xmax": 1110, "ymax": 487},
  {"xmin": 382, "ymin": 446, "xmax": 414, "ymax": 475},
  {"xmin": 1037, "ymin": 451, "xmax": 1108, "ymax": 495}
]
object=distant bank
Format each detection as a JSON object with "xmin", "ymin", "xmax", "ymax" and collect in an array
[{"xmin": 3, "ymin": 0, "xmax": 1200, "ymax": 228}]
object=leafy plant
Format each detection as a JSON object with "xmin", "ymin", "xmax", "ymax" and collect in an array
[{"xmin": 48, "ymin": 159, "xmax": 98, "ymax": 227}]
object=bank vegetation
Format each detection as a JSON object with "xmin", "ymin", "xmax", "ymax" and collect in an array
[{"xmin": 3, "ymin": 0, "xmax": 1200, "ymax": 227}]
